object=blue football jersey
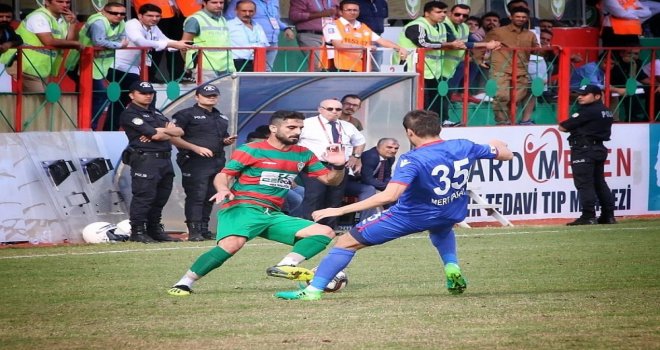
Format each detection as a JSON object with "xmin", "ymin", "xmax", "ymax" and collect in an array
[{"xmin": 389, "ymin": 139, "xmax": 497, "ymax": 222}]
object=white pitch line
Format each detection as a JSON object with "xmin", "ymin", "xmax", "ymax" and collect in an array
[{"xmin": 0, "ymin": 226, "xmax": 652, "ymax": 260}]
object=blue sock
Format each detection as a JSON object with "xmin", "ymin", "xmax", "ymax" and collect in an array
[
  {"xmin": 429, "ymin": 230, "xmax": 458, "ymax": 265},
  {"xmin": 310, "ymin": 247, "xmax": 355, "ymax": 290}
]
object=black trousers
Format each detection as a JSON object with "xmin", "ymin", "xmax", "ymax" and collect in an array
[
  {"xmin": 425, "ymin": 78, "xmax": 450, "ymax": 122},
  {"xmin": 233, "ymin": 59, "xmax": 254, "ymax": 72},
  {"xmin": 570, "ymin": 144, "xmax": 615, "ymax": 218},
  {"xmin": 129, "ymin": 154, "xmax": 174, "ymax": 224},
  {"xmin": 178, "ymin": 155, "xmax": 225, "ymax": 223},
  {"xmin": 300, "ymin": 169, "xmax": 348, "ymax": 229}
]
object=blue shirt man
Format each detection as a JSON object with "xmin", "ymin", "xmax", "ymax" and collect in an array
[
  {"xmin": 225, "ymin": 0, "xmax": 294, "ymax": 71},
  {"xmin": 570, "ymin": 61, "xmax": 605, "ymax": 90},
  {"xmin": 275, "ymin": 109, "xmax": 514, "ymax": 300},
  {"xmin": 227, "ymin": 0, "xmax": 269, "ymax": 71}
]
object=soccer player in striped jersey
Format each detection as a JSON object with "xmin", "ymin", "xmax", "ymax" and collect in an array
[
  {"xmin": 275, "ymin": 109, "xmax": 513, "ymax": 300},
  {"xmin": 168, "ymin": 110, "xmax": 347, "ymax": 296}
]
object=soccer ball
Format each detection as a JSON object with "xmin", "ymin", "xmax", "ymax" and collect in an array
[
  {"xmin": 82, "ymin": 222, "xmax": 130, "ymax": 243},
  {"xmin": 306, "ymin": 268, "xmax": 348, "ymax": 293},
  {"xmin": 115, "ymin": 219, "xmax": 131, "ymax": 236}
]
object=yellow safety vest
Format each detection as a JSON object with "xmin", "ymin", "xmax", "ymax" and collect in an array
[
  {"xmin": 398, "ymin": 17, "xmax": 446, "ymax": 80},
  {"xmin": 442, "ymin": 18, "xmax": 469, "ymax": 78},
  {"xmin": 66, "ymin": 13, "xmax": 125, "ymax": 79},
  {"xmin": 184, "ymin": 10, "xmax": 234, "ymax": 73},
  {"xmin": 15, "ymin": 7, "xmax": 69, "ymax": 78}
]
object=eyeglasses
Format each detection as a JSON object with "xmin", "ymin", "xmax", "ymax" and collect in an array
[
  {"xmin": 106, "ymin": 10, "xmax": 126, "ymax": 16},
  {"xmin": 453, "ymin": 13, "xmax": 469, "ymax": 18},
  {"xmin": 321, "ymin": 106, "xmax": 342, "ymax": 112}
]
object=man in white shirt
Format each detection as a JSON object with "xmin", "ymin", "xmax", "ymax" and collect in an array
[
  {"xmin": 105, "ymin": 3, "xmax": 191, "ymax": 130},
  {"xmin": 298, "ymin": 98, "xmax": 366, "ymax": 229},
  {"xmin": 227, "ymin": 0, "xmax": 269, "ymax": 72}
]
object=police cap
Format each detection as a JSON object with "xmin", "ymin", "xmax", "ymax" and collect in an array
[
  {"xmin": 129, "ymin": 81, "xmax": 156, "ymax": 94},
  {"xmin": 196, "ymin": 84, "xmax": 220, "ymax": 97},
  {"xmin": 574, "ymin": 84, "xmax": 602, "ymax": 96}
]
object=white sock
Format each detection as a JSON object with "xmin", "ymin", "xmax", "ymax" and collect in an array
[
  {"xmin": 175, "ymin": 271, "xmax": 198, "ymax": 288},
  {"xmin": 276, "ymin": 253, "xmax": 306, "ymax": 267},
  {"xmin": 305, "ymin": 285, "xmax": 323, "ymax": 292}
]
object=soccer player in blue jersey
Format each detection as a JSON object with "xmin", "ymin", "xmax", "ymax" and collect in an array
[{"xmin": 275, "ymin": 109, "xmax": 513, "ymax": 300}]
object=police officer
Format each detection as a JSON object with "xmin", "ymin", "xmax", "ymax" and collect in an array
[
  {"xmin": 171, "ymin": 84, "xmax": 237, "ymax": 241},
  {"xmin": 120, "ymin": 81, "xmax": 185, "ymax": 243},
  {"xmin": 559, "ymin": 84, "xmax": 617, "ymax": 226}
]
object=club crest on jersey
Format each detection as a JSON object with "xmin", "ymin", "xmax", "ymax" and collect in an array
[{"xmin": 297, "ymin": 162, "xmax": 305, "ymax": 172}]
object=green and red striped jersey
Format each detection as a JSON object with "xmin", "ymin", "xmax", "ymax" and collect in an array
[{"xmin": 221, "ymin": 140, "xmax": 329, "ymax": 210}]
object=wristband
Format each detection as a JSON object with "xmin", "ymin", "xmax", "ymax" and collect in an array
[{"xmin": 331, "ymin": 164, "xmax": 345, "ymax": 171}]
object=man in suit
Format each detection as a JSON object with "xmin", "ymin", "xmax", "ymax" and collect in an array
[{"xmin": 345, "ymin": 137, "xmax": 399, "ymax": 220}]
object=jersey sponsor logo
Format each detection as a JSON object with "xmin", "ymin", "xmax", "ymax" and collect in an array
[
  {"xmin": 132, "ymin": 118, "xmax": 144, "ymax": 126},
  {"xmin": 259, "ymin": 171, "xmax": 295, "ymax": 189}
]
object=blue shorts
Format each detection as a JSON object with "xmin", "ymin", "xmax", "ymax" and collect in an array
[{"xmin": 350, "ymin": 210, "xmax": 455, "ymax": 246}]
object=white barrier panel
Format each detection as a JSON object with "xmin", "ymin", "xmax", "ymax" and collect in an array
[{"xmin": 442, "ymin": 123, "xmax": 655, "ymax": 222}]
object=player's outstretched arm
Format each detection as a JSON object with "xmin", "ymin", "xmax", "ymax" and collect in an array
[
  {"xmin": 489, "ymin": 139, "xmax": 514, "ymax": 161},
  {"xmin": 210, "ymin": 172, "xmax": 235, "ymax": 204},
  {"xmin": 312, "ymin": 182, "xmax": 407, "ymax": 221}
]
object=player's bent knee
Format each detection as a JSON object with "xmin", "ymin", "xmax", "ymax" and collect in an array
[
  {"xmin": 334, "ymin": 233, "xmax": 363, "ymax": 250},
  {"xmin": 217, "ymin": 235, "xmax": 247, "ymax": 254}
]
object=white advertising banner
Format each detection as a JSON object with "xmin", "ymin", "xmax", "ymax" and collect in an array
[{"xmin": 441, "ymin": 124, "xmax": 652, "ymax": 222}]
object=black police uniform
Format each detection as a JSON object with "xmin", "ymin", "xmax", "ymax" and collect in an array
[
  {"xmin": 120, "ymin": 103, "xmax": 180, "ymax": 242},
  {"xmin": 559, "ymin": 99, "xmax": 616, "ymax": 225},
  {"xmin": 172, "ymin": 104, "xmax": 230, "ymax": 241}
]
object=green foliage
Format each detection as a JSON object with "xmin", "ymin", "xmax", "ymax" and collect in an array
[{"xmin": 1, "ymin": 219, "xmax": 659, "ymax": 349}]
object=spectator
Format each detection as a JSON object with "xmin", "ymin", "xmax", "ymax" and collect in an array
[
  {"xmin": 600, "ymin": 0, "xmax": 651, "ymax": 48},
  {"xmin": 288, "ymin": 0, "xmax": 339, "ymax": 71},
  {"xmin": 466, "ymin": 15, "xmax": 480, "ymax": 39},
  {"xmin": 499, "ymin": 0, "xmax": 540, "ymax": 28},
  {"xmin": 445, "ymin": 4, "xmax": 501, "ymax": 106},
  {"xmin": 322, "ymin": 0, "xmax": 405, "ymax": 72},
  {"xmin": 539, "ymin": 18, "xmax": 554, "ymax": 31},
  {"xmin": 14, "ymin": 0, "xmax": 81, "ymax": 93},
  {"xmin": 68, "ymin": 2, "xmax": 128, "ymax": 130},
  {"xmin": 108, "ymin": 4, "xmax": 191, "ymax": 131},
  {"xmin": 398, "ymin": 1, "xmax": 466, "ymax": 126},
  {"xmin": 228, "ymin": 0, "xmax": 269, "ymax": 72},
  {"xmin": 356, "ymin": 0, "xmax": 388, "ymax": 71},
  {"xmin": 183, "ymin": 0, "xmax": 234, "ymax": 83},
  {"xmin": 471, "ymin": 11, "xmax": 499, "ymax": 42},
  {"xmin": 339, "ymin": 94, "xmax": 364, "ymax": 131},
  {"xmin": 0, "ymin": 3, "xmax": 23, "ymax": 88},
  {"xmin": 478, "ymin": 6, "xmax": 539, "ymax": 125},
  {"xmin": 132, "ymin": 0, "xmax": 200, "ymax": 83},
  {"xmin": 298, "ymin": 98, "xmax": 366, "ymax": 229},
  {"xmin": 345, "ymin": 137, "xmax": 399, "ymax": 221},
  {"xmin": 171, "ymin": 84, "xmax": 237, "ymax": 241},
  {"xmin": 225, "ymin": 0, "xmax": 295, "ymax": 72},
  {"xmin": 640, "ymin": 59, "xmax": 659, "ymax": 121},
  {"xmin": 610, "ymin": 48, "xmax": 646, "ymax": 122}
]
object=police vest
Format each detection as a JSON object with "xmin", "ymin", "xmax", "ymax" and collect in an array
[
  {"xmin": 442, "ymin": 19, "xmax": 469, "ymax": 78},
  {"xmin": 398, "ymin": 17, "xmax": 446, "ymax": 80},
  {"xmin": 184, "ymin": 11, "xmax": 234, "ymax": 73},
  {"xmin": 327, "ymin": 19, "xmax": 374, "ymax": 72},
  {"xmin": 608, "ymin": 0, "xmax": 642, "ymax": 35},
  {"xmin": 14, "ymin": 7, "xmax": 69, "ymax": 78},
  {"xmin": 65, "ymin": 13, "xmax": 125, "ymax": 79}
]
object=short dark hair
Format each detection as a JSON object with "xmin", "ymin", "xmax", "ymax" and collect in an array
[
  {"xmin": 247, "ymin": 131, "xmax": 267, "ymax": 142},
  {"xmin": 339, "ymin": 0, "xmax": 359, "ymax": 10},
  {"xmin": 403, "ymin": 110, "xmax": 442, "ymax": 138},
  {"xmin": 340, "ymin": 94, "xmax": 361, "ymax": 103},
  {"xmin": 0, "ymin": 3, "xmax": 13, "ymax": 13},
  {"xmin": 509, "ymin": 6, "xmax": 530, "ymax": 16},
  {"xmin": 481, "ymin": 11, "xmax": 500, "ymax": 23},
  {"xmin": 270, "ymin": 110, "xmax": 305, "ymax": 126},
  {"xmin": 450, "ymin": 4, "xmax": 470, "ymax": 12},
  {"xmin": 540, "ymin": 29, "xmax": 553, "ymax": 37},
  {"xmin": 235, "ymin": 0, "xmax": 256, "ymax": 9},
  {"xmin": 139, "ymin": 4, "xmax": 162, "ymax": 15},
  {"xmin": 467, "ymin": 16, "xmax": 480, "ymax": 24},
  {"xmin": 424, "ymin": 1, "xmax": 448, "ymax": 13},
  {"xmin": 506, "ymin": 0, "xmax": 528, "ymax": 11},
  {"xmin": 104, "ymin": 2, "xmax": 125, "ymax": 10}
]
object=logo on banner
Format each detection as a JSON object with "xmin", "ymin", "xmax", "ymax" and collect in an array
[
  {"xmin": 405, "ymin": 0, "xmax": 421, "ymax": 18},
  {"xmin": 551, "ymin": 0, "xmax": 566, "ymax": 20},
  {"xmin": 456, "ymin": 0, "xmax": 471, "ymax": 5},
  {"xmin": 523, "ymin": 128, "xmax": 563, "ymax": 183}
]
